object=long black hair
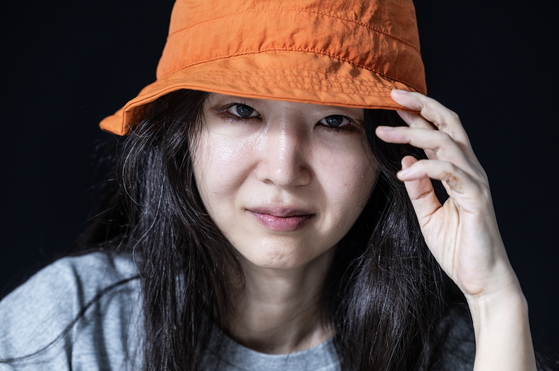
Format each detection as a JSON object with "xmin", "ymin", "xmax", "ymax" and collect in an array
[
  {"xmin": 3, "ymin": 89, "xmax": 557, "ymax": 370},
  {"xmin": 65, "ymin": 88, "xmax": 463, "ymax": 371}
]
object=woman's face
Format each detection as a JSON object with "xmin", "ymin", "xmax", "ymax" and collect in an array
[{"xmin": 193, "ymin": 93, "xmax": 378, "ymax": 270}]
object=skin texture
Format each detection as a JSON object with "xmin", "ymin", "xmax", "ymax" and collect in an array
[
  {"xmin": 193, "ymin": 93, "xmax": 378, "ymax": 353},
  {"xmin": 193, "ymin": 90, "xmax": 537, "ymax": 369}
]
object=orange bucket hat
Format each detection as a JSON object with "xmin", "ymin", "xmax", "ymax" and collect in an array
[{"xmin": 100, "ymin": 0, "xmax": 426, "ymax": 135}]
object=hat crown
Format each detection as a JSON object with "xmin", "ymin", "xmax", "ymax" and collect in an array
[
  {"xmin": 157, "ymin": 0, "xmax": 424, "ymax": 93},
  {"xmin": 167, "ymin": 0, "xmax": 420, "ymax": 41}
]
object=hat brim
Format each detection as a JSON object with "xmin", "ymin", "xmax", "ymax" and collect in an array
[{"xmin": 100, "ymin": 51, "xmax": 425, "ymax": 135}]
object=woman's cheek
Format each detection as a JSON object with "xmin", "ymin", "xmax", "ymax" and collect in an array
[
  {"xmin": 199, "ymin": 135, "xmax": 255, "ymax": 198},
  {"xmin": 316, "ymin": 143, "xmax": 376, "ymax": 207}
]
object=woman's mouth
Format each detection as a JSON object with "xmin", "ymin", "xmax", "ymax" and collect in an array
[{"xmin": 247, "ymin": 208, "xmax": 314, "ymax": 231}]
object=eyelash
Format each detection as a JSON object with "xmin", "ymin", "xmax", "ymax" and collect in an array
[
  {"xmin": 221, "ymin": 102, "xmax": 358, "ymax": 132},
  {"xmin": 222, "ymin": 102, "xmax": 260, "ymax": 122},
  {"xmin": 319, "ymin": 116, "xmax": 354, "ymax": 132}
]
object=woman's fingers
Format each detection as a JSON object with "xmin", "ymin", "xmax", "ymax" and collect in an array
[
  {"xmin": 398, "ymin": 156, "xmax": 483, "ymax": 202},
  {"xmin": 380, "ymin": 91, "xmax": 490, "ymax": 214},
  {"xmin": 391, "ymin": 90, "xmax": 462, "ymax": 133},
  {"xmin": 397, "ymin": 155, "xmax": 487, "ymax": 228},
  {"xmin": 398, "ymin": 156, "xmax": 442, "ymax": 225},
  {"xmin": 396, "ymin": 110, "xmax": 434, "ymax": 130},
  {"xmin": 375, "ymin": 125, "xmax": 480, "ymax": 178},
  {"xmin": 391, "ymin": 90, "xmax": 476, "ymax": 160}
]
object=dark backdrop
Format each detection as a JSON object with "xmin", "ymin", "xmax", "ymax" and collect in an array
[{"xmin": 2, "ymin": 0, "xmax": 558, "ymax": 351}]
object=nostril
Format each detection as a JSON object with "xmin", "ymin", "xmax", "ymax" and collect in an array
[{"xmin": 256, "ymin": 155, "xmax": 311, "ymax": 188}]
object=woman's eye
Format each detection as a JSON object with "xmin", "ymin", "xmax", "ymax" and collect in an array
[
  {"xmin": 226, "ymin": 104, "xmax": 260, "ymax": 119},
  {"xmin": 319, "ymin": 115, "xmax": 351, "ymax": 129}
]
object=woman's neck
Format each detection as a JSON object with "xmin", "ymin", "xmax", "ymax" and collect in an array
[{"xmin": 224, "ymin": 247, "xmax": 336, "ymax": 354}]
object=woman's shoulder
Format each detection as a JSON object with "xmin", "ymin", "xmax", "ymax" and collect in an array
[
  {"xmin": 1, "ymin": 252, "xmax": 139, "ymax": 314},
  {"xmin": 0, "ymin": 252, "xmax": 142, "ymax": 370}
]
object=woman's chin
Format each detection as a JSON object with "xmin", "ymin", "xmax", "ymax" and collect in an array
[{"xmin": 233, "ymin": 240, "xmax": 337, "ymax": 272}]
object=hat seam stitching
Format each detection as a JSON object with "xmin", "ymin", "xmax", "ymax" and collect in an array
[
  {"xmin": 167, "ymin": 8, "xmax": 420, "ymax": 53},
  {"xmin": 199, "ymin": 69, "xmax": 396, "ymax": 85},
  {"xmin": 163, "ymin": 48, "xmax": 424, "ymax": 93},
  {"xmin": 196, "ymin": 74, "xmax": 393, "ymax": 92},
  {"xmin": 188, "ymin": 78, "xmax": 394, "ymax": 94}
]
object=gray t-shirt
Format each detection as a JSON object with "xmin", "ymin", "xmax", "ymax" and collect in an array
[{"xmin": 0, "ymin": 253, "xmax": 340, "ymax": 370}]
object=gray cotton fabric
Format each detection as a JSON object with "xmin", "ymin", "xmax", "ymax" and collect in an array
[
  {"xmin": 0, "ymin": 253, "xmax": 143, "ymax": 370},
  {"xmin": 205, "ymin": 334, "xmax": 339, "ymax": 371},
  {"xmin": 0, "ymin": 252, "xmax": 340, "ymax": 371}
]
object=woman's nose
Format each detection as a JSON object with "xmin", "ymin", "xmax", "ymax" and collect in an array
[{"xmin": 255, "ymin": 124, "xmax": 311, "ymax": 188}]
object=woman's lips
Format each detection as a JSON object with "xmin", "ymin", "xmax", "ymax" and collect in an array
[{"xmin": 248, "ymin": 209, "xmax": 313, "ymax": 231}]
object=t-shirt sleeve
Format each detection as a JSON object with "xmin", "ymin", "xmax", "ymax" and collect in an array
[{"xmin": 0, "ymin": 252, "xmax": 141, "ymax": 370}]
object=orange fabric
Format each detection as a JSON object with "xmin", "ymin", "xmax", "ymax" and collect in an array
[{"xmin": 100, "ymin": 0, "xmax": 426, "ymax": 135}]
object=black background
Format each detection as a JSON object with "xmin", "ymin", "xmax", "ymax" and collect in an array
[{"xmin": 1, "ymin": 0, "xmax": 558, "ymax": 351}]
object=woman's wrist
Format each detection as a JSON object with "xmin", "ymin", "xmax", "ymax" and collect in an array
[
  {"xmin": 465, "ymin": 279, "xmax": 527, "ymax": 326},
  {"xmin": 465, "ymin": 285, "xmax": 537, "ymax": 371}
]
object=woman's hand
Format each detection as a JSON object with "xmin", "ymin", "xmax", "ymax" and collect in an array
[
  {"xmin": 375, "ymin": 90, "xmax": 536, "ymax": 371},
  {"xmin": 376, "ymin": 90, "xmax": 517, "ymax": 301}
]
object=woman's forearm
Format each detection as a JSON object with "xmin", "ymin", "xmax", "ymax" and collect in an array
[{"xmin": 468, "ymin": 287, "xmax": 537, "ymax": 371}]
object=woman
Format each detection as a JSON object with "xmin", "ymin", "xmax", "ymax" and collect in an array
[{"xmin": 0, "ymin": 0, "xmax": 555, "ymax": 370}]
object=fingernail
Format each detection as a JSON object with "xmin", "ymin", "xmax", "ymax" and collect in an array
[
  {"xmin": 398, "ymin": 168, "xmax": 411, "ymax": 176},
  {"xmin": 392, "ymin": 89, "xmax": 408, "ymax": 94}
]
